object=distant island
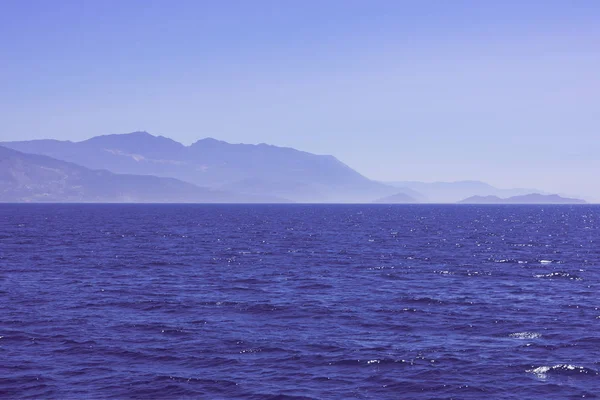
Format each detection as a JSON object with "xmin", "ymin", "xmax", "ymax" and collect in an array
[
  {"xmin": 373, "ymin": 192, "xmax": 420, "ymax": 204},
  {"xmin": 458, "ymin": 194, "xmax": 586, "ymax": 204},
  {"xmin": 385, "ymin": 180, "xmax": 543, "ymax": 203}
]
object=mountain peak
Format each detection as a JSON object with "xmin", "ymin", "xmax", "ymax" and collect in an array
[
  {"xmin": 85, "ymin": 131, "xmax": 155, "ymax": 141},
  {"xmin": 88, "ymin": 131, "xmax": 154, "ymax": 139},
  {"xmin": 128, "ymin": 130, "xmax": 152, "ymax": 136},
  {"xmin": 81, "ymin": 131, "xmax": 182, "ymax": 146},
  {"xmin": 191, "ymin": 137, "xmax": 228, "ymax": 146}
]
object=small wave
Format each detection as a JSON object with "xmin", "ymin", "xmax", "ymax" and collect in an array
[
  {"xmin": 433, "ymin": 270, "xmax": 453, "ymax": 275},
  {"xmin": 527, "ymin": 364, "xmax": 598, "ymax": 379},
  {"xmin": 509, "ymin": 332, "xmax": 541, "ymax": 339},
  {"xmin": 495, "ymin": 259, "xmax": 520, "ymax": 264},
  {"xmin": 296, "ymin": 283, "xmax": 334, "ymax": 290},
  {"xmin": 405, "ymin": 296, "xmax": 445, "ymax": 305},
  {"xmin": 328, "ymin": 358, "xmax": 407, "ymax": 367},
  {"xmin": 494, "ymin": 258, "xmax": 530, "ymax": 265},
  {"xmin": 242, "ymin": 303, "xmax": 286, "ymax": 314},
  {"xmin": 147, "ymin": 260, "xmax": 171, "ymax": 266},
  {"xmin": 534, "ymin": 272, "xmax": 582, "ymax": 280},
  {"xmin": 239, "ymin": 347, "xmax": 263, "ymax": 354},
  {"xmin": 198, "ymin": 301, "xmax": 239, "ymax": 307},
  {"xmin": 375, "ymin": 307, "xmax": 419, "ymax": 313},
  {"xmin": 233, "ymin": 278, "xmax": 270, "ymax": 285}
]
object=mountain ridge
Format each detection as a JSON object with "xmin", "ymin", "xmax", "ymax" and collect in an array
[
  {"xmin": 0, "ymin": 145, "xmax": 286, "ymax": 203},
  {"xmin": 2, "ymin": 132, "xmax": 398, "ymax": 203}
]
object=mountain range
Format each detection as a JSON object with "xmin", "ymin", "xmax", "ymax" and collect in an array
[
  {"xmin": 0, "ymin": 145, "xmax": 283, "ymax": 203},
  {"xmin": 0, "ymin": 131, "xmax": 588, "ymax": 204},
  {"xmin": 1, "ymin": 132, "xmax": 400, "ymax": 203}
]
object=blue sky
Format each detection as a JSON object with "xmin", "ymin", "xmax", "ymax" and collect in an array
[{"xmin": 1, "ymin": 1, "xmax": 599, "ymax": 198}]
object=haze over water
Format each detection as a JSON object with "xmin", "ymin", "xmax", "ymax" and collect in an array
[{"xmin": 2, "ymin": 204, "xmax": 599, "ymax": 399}]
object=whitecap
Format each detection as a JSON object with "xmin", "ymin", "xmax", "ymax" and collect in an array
[
  {"xmin": 528, "ymin": 366, "xmax": 552, "ymax": 378},
  {"xmin": 534, "ymin": 272, "xmax": 582, "ymax": 280},
  {"xmin": 509, "ymin": 332, "xmax": 541, "ymax": 340},
  {"xmin": 527, "ymin": 364, "xmax": 598, "ymax": 379}
]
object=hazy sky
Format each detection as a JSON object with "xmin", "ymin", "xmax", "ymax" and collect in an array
[{"xmin": 1, "ymin": 1, "xmax": 599, "ymax": 198}]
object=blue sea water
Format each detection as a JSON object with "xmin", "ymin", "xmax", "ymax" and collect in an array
[{"xmin": 1, "ymin": 204, "xmax": 599, "ymax": 399}]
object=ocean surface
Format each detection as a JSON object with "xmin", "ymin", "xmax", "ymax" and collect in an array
[{"xmin": 1, "ymin": 204, "xmax": 599, "ymax": 399}]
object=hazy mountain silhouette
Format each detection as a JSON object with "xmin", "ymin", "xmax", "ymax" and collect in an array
[
  {"xmin": 373, "ymin": 192, "xmax": 420, "ymax": 204},
  {"xmin": 2, "ymin": 132, "xmax": 397, "ymax": 202},
  {"xmin": 386, "ymin": 180, "xmax": 544, "ymax": 203},
  {"xmin": 0, "ymin": 146, "xmax": 284, "ymax": 203},
  {"xmin": 458, "ymin": 193, "xmax": 586, "ymax": 204}
]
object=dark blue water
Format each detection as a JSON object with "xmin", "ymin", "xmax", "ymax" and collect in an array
[{"xmin": 2, "ymin": 204, "xmax": 599, "ymax": 399}]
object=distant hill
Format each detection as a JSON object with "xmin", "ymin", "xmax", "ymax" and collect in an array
[
  {"xmin": 2, "ymin": 132, "xmax": 398, "ymax": 203},
  {"xmin": 458, "ymin": 193, "xmax": 586, "ymax": 204},
  {"xmin": 0, "ymin": 146, "xmax": 284, "ymax": 203},
  {"xmin": 385, "ymin": 180, "xmax": 542, "ymax": 203},
  {"xmin": 373, "ymin": 192, "xmax": 420, "ymax": 204}
]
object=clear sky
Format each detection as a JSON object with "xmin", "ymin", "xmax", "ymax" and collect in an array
[{"xmin": 1, "ymin": 0, "xmax": 599, "ymax": 198}]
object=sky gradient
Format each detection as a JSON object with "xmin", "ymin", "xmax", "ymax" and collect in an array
[{"xmin": 1, "ymin": 1, "xmax": 599, "ymax": 199}]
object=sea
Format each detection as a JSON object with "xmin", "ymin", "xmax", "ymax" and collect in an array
[{"xmin": 1, "ymin": 204, "xmax": 599, "ymax": 399}]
